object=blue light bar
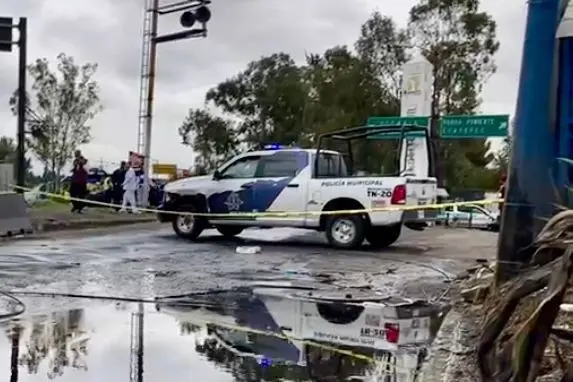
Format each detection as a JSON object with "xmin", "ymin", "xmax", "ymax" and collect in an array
[
  {"xmin": 261, "ymin": 143, "xmax": 300, "ymax": 150},
  {"xmin": 262, "ymin": 143, "xmax": 284, "ymax": 150}
]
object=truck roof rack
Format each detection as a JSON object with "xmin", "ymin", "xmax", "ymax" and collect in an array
[
  {"xmin": 315, "ymin": 124, "xmax": 433, "ymax": 178},
  {"xmin": 318, "ymin": 124, "xmax": 428, "ymax": 141}
]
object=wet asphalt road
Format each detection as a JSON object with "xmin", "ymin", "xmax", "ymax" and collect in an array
[
  {"xmin": 0, "ymin": 225, "xmax": 497, "ymax": 314},
  {"xmin": 0, "ymin": 225, "xmax": 497, "ymax": 381}
]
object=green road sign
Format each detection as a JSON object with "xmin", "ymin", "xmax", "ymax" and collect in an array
[
  {"xmin": 440, "ymin": 114, "xmax": 509, "ymax": 138},
  {"xmin": 367, "ymin": 116, "xmax": 429, "ymax": 139}
]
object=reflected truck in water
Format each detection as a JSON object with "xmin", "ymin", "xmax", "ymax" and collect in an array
[
  {"xmin": 0, "ymin": 284, "xmax": 447, "ymax": 381},
  {"xmin": 156, "ymin": 282, "xmax": 448, "ymax": 381}
]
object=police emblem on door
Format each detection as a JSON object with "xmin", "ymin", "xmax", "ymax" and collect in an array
[{"xmin": 224, "ymin": 192, "xmax": 243, "ymax": 211}]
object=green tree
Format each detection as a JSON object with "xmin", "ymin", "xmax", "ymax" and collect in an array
[
  {"xmin": 9, "ymin": 53, "xmax": 103, "ymax": 189},
  {"xmin": 355, "ymin": 11, "xmax": 410, "ymax": 103},
  {"xmin": 408, "ymin": 0, "xmax": 500, "ymax": 189},
  {"xmin": 205, "ymin": 52, "xmax": 310, "ymax": 146},
  {"xmin": 178, "ymin": 109, "xmax": 239, "ymax": 173},
  {"xmin": 304, "ymin": 46, "xmax": 399, "ymax": 173},
  {"xmin": 492, "ymin": 136, "xmax": 510, "ymax": 172}
]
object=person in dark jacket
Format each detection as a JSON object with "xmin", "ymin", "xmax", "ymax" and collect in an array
[
  {"xmin": 111, "ymin": 161, "xmax": 127, "ymax": 210},
  {"xmin": 70, "ymin": 150, "xmax": 88, "ymax": 213}
]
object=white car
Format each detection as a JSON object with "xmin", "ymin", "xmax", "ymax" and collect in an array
[
  {"xmin": 438, "ymin": 204, "xmax": 499, "ymax": 230},
  {"xmin": 158, "ymin": 126, "xmax": 438, "ymax": 249}
]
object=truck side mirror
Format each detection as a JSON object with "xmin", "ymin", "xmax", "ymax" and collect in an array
[{"xmin": 212, "ymin": 170, "xmax": 221, "ymax": 180}]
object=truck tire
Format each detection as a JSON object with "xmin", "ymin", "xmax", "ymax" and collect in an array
[
  {"xmin": 172, "ymin": 204, "xmax": 205, "ymax": 240},
  {"xmin": 366, "ymin": 224, "xmax": 402, "ymax": 248},
  {"xmin": 325, "ymin": 215, "xmax": 365, "ymax": 249},
  {"xmin": 216, "ymin": 225, "xmax": 244, "ymax": 238}
]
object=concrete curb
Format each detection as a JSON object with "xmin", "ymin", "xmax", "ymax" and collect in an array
[{"xmin": 32, "ymin": 216, "xmax": 157, "ymax": 233}]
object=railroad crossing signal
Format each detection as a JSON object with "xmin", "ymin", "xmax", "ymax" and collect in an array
[{"xmin": 0, "ymin": 17, "xmax": 13, "ymax": 52}]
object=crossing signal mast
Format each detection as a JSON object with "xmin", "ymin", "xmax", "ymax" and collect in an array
[{"xmin": 136, "ymin": 0, "xmax": 211, "ymax": 171}]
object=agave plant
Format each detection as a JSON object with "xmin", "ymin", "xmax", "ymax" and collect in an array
[{"xmin": 478, "ymin": 206, "xmax": 573, "ymax": 381}]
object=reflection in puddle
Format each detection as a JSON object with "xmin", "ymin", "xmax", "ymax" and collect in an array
[{"xmin": 3, "ymin": 282, "xmax": 447, "ymax": 381}]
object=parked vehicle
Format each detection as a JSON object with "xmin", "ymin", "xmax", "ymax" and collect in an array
[
  {"xmin": 437, "ymin": 203, "xmax": 499, "ymax": 231},
  {"xmin": 158, "ymin": 124, "xmax": 438, "ymax": 249}
]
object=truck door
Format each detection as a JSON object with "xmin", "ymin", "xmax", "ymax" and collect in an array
[
  {"xmin": 208, "ymin": 155, "xmax": 260, "ymax": 222},
  {"xmin": 253, "ymin": 151, "xmax": 309, "ymax": 227}
]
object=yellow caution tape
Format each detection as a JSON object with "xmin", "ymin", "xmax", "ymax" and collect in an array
[{"xmin": 11, "ymin": 184, "xmax": 502, "ymax": 219}]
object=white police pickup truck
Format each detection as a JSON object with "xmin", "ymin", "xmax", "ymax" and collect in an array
[{"xmin": 158, "ymin": 125, "xmax": 437, "ymax": 249}]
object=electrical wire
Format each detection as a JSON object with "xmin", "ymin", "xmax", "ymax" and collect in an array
[{"xmin": 0, "ymin": 291, "xmax": 26, "ymax": 321}]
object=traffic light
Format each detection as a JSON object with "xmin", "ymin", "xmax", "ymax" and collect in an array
[
  {"xmin": 0, "ymin": 17, "xmax": 13, "ymax": 52},
  {"xmin": 179, "ymin": 5, "xmax": 211, "ymax": 28}
]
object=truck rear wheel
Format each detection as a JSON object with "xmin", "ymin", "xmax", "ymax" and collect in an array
[
  {"xmin": 172, "ymin": 204, "xmax": 205, "ymax": 240},
  {"xmin": 216, "ymin": 225, "xmax": 244, "ymax": 238},
  {"xmin": 325, "ymin": 215, "xmax": 365, "ymax": 249},
  {"xmin": 366, "ymin": 224, "xmax": 401, "ymax": 248}
]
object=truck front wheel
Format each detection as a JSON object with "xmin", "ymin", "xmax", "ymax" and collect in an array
[
  {"xmin": 172, "ymin": 204, "xmax": 205, "ymax": 240},
  {"xmin": 366, "ymin": 224, "xmax": 401, "ymax": 248},
  {"xmin": 325, "ymin": 215, "xmax": 365, "ymax": 249}
]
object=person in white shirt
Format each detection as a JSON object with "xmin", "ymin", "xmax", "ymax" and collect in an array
[{"xmin": 120, "ymin": 162, "xmax": 140, "ymax": 213}]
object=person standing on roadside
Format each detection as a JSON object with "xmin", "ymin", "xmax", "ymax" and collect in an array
[
  {"xmin": 111, "ymin": 161, "xmax": 127, "ymax": 211},
  {"xmin": 70, "ymin": 150, "xmax": 88, "ymax": 213},
  {"xmin": 120, "ymin": 162, "xmax": 140, "ymax": 213}
]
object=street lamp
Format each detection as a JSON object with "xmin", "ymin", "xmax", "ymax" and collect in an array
[{"xmin": 138, "ymin": 0, "xmax": 211, "ymax": 172}]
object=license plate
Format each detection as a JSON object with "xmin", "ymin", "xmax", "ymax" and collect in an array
[{"xmin": 418, "ymin": 210, "xmax": 424, "ymax": 219}]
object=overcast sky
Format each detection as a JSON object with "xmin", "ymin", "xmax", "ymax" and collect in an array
[{"xmin": 0, "ymin": 0, "xmax": 526, "ymax": 172}]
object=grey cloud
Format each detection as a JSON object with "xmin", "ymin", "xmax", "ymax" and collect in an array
[{"xmin": 0, "ymin": 0, "xmax": 524, "ymax": 169}]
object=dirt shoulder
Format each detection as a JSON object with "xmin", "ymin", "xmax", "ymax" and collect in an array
[{"xmin": 28, "ymin": 204, "xmax": 157, "ymax": 233}]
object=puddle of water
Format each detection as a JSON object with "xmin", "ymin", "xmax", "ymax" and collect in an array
[{"xmin": 2, "ymin": 283, "xmax": 448, "ymax": 381}]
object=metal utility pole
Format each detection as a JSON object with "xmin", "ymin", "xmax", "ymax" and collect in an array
[
  {"xmin": 9, "ymin": 324, "xmax": 21, "ymax": 382},
  {"xmin": 129, "ymin": 303, "xmax": 145, "ymax": 382},
  {"xmin": 0, "ymin": 17, "xmax": 27, "ymax": 191},
  {"xmin": 496, "ymin": 0, "xmax": 561, "ymax": 282},
  {"xmin": 136, "ymin": 0, "xmax": 211, "ymax": 172},
  {"xmin": 17, "ymin": 18, "xmax": 27, "ymax": 191}
]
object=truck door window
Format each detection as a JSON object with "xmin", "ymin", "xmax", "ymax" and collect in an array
[
  {"xmin": 219, "ymin": 156, "xmax": 260, "ymax": 179},
  {"xmin": 315, "ymin": 153, "xmax": 348, "ymax": 178},
  {"xmin": 257, "ymin": 152, "xmax": 301, "ymax": 177}
]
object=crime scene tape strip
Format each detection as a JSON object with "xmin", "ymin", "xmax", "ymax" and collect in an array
[
  {"xmin": 163, "ymin": 313, "xmax": 408, "ymax": 372},
  {"xmin": 10, "ymin": 184, "xmax": 503, "ymax": 219}
]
